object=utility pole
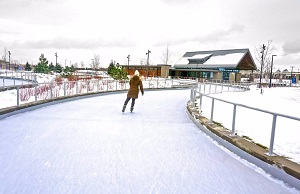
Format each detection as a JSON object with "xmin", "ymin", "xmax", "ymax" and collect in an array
[
  {"xmin": 290, "ymin": 66, "xmax": 294, "ymax": 87},
  {"xmin": 146, "ymin": 50, "xmax": 151, "ymax": 78},
  {"xmin": 259, "ymin": 44, "xmax": 265, "ymax": 94},
  {"xmin": 55, "ymin": 52, "xmax": 58, "ymax": 65},
  {"xmin": 269, "ymin": 55, "xmax": 276, "ymax": 88}
]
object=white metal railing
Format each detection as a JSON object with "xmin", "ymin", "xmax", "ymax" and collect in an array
[
  {"xmin": 0, "ymin": 77, "xmax": 200, "ymax": 109},
  {"xmin": 190, "ymin": 84, "xmax": 300, "ymax": 158},
  {"xmin": 0, "ymin": 71, "xmax": 36, "ymax": 87}
]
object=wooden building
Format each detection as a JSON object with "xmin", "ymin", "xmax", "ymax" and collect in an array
[{"xmin": 121, "ymin": 64, "xmax": 171, "ymax": 78}]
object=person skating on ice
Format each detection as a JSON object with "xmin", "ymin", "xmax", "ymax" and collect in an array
[{"xmin": 122, "ymin": 70, "xmax": 144, "ymax": 113}]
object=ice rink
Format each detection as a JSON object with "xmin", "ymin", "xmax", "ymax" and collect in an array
[{"xmin": 0, "ymin": 89, "xmax": 299, "ymax": 193}]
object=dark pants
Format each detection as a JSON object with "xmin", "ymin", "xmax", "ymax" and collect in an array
[{"xmin": 124, "ymin": 97, "xmax": 135, "ymax": 107}]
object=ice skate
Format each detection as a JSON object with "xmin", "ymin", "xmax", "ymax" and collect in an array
[
  {"xmin": 122, "ymin": 105, "xmax": 126, "ymax": 113},
  {"xmin": 130, "ymin": 107, "xmax": 134, "ymax": 113}
]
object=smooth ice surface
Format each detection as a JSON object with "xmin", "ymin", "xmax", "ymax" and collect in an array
[{"xmin": 0, "ymin": 89, "xmax": 299, "ymax": 193}]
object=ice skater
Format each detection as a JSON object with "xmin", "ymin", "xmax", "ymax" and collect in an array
[{"xmin": 122, "ymin": 70, "xmax": 144, "ymax": 113}]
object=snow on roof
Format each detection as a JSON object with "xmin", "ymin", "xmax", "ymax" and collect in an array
[
  {"xmin": 203, "ymin": 53, "xmax": 245, "ymax": 66},
  {"xmin": 175, "ymin": 57, "xmax": 189, "ymax": 65},
  {"xmin": 189, "ymin": 53, "xmax": 212, "ymax": 59}
]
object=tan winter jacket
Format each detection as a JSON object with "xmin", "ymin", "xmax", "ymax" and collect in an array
[{"xmin": 127, "ymin": 75, "xmax": 144, "ymax": 99}]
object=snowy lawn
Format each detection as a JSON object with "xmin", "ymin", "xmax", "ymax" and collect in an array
[{"xmin": 200, "ymin": 86, "xmax": 300, "ymax": 164}]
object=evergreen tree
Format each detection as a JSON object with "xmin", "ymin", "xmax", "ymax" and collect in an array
[
  {"xmin": 55, "ymin": 63, "xmax": 63, "ymax": 73},
  {"xmin": 70, "ymin": 65, "xmax": 75, "ymax": 72},
  {"xmin": 107, "ymin": 61, "xmax": 115, "ymax": 76},
  {"xmin": 25, "ymin": 62, "xmax": 31, "ymax": 71},
  {"xmin": 49, "ymin": 62, "xmax": 55, "ymax": 72},
  {"xmin": 107, "ymin": 62, "xmax": 128, "ymax": 80},
  {"xmin": 34, "ymin": 54, "xmax": 49, "ymax": 73},
  {"xmin": 63, "ymin": 66, "xmax": 71, "ymax": 73}
]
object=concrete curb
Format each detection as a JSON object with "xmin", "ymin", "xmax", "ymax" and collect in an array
[{"xmin": 187, "ymin": 102, "xmax": 300, "ymax": 191}]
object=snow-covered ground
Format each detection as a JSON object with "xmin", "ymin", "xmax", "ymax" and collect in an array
[
  {"xmin": 0, "ymin": 89, "xmax": 299, "ymax": 193},
  {"xmin": 199, "ymin": 85, "xmax": 300, "ymax": 164}
]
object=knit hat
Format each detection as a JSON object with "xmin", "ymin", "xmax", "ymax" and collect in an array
[{"xmin": 134, "ymin": 70, "xmax": 140, "ymax": 76}]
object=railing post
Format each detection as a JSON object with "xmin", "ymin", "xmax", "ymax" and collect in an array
[
  {"xmin": 87, "ymin": 80, "xmax": 89, "ymax": 93},
  {"xmin": 209, "ymin": 98, "xmax": 215, "ymax": 124},
  {"xmin": 204, "ymin": 82, "xmax": 206, "ymax": 94},
  {"xmin": 209, "ymin": 83, "xmax": 212, "ymax": 94},
  {"xmin": 231, "ymin": 104, "xmax": 237, "ymax": 136},
  {"xmin": 107, "ymin": 79, "xmax": 109, "ymax": 91},
  {"xmin": 50, "ymin": 83, "xmax": 53, "ymax": 99},
  {"xmin": 267, "ymin": 114, "xmax": 277, "ymax": 156},
  {"xmin": 192, "ymin": 88, "xmax": 196, "ymax": 107},
  {"xmin": 35, "ymin": 82, "xmax": 37, "ymax": 102},
  {"xmin": 221, "ymin": 84, "xmax": 224, "ymax": 93},
  {"xmin": 190, "ymin": 88, "xmax": 193, "ymax": 104},
  {"xmin": 76, "ymin": 81, "xmax": 78, "ymax": 94},
  {"xmin": 215, "ymin": 84, "xmax": 217, "ymax": 93},
  {"xmin": 199, "ymin": 93, "xmax": 203, "ymax": 114},
  {"xmin": 17, "ymin": 86, "xmax": 20, "ymax": 106},
  {"xmin": 64, "ymin": 82, "xmax": 66, "ymax": 96}
]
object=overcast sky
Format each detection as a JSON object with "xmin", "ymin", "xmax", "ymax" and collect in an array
[{"xmin": 1, "ymin": 0, "xmax": 300, "ymax": 70}]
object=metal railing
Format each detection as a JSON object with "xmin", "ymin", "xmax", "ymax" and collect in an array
[
  {"xmin": 0, "ymin": 77, "xmax": 199, "ymax": 109},
  {"xmin": 190, "ymin": 84, "xmax": 300, "ymax": 157},
  {"xmin": 0, "ymin": 71, "xmax": 36, "ymax": 87}
]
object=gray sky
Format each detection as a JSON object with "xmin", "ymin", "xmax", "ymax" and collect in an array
[{"xmin": 1, "ymin": 0, "xmax": 300, "ymax": 70}]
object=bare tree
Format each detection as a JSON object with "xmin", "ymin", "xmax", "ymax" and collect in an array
[
  {"xmin": 73, "ymin": 62, "xmax": 78, "ymax": 68},
  {"xmin": 140, "ymin": 58, "xmax": 147, "ymax": 66},
  {"xmin": 2, "ymin": 47, "xmax": 7, "ymax": 61},
  {"xmin": 254, "ymin": 40, "xmax": 274, "ymax": 76},
  {"xmin": 160, "ymin": 45, "xmax": 172, "ymax": 65},
  {"xmin": 90, "ymin": 54, "xmax": 100, "ymax": 70},
  {"xmin": 80, "ymin": 61, "xmax": 85, "ymax": 68}
]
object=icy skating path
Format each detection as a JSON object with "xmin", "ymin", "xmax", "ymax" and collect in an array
[{"xmin": 0, "ymin": 89, "xmax": 298, "ymax": 193}]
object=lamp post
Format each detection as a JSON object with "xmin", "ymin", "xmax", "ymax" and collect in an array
[
  {"xmin": 146, "ymin": 50, "xmax": 151, "ymax": 78},
  {"xmin": 290, "ymin": 66, "xmax": 294, "ymax": 87},
  {"xmin": 65, "ymin": 59, "xmax": 67, "ymax": 68},
  {"xmin": 55, "ymin": 52, "xmax": 58, "ymax": 65},
  {"xmin": 269, "ymin": 54, "xmax": 276, "ymax": 88},
  {"xmin": 8, "ymin": 51, "xmax": 11, "ymax": 70},
  {"xmin": 259, "ymin": 44, "xmax": 266, "ymax": 94},
  {"xmin": 127, "ymin": 55, "xmax": 130, "ymax": 66}
]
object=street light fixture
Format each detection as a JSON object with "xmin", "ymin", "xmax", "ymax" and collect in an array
[
  {"xmin": 55, "ymin": 52, "xmax": 58, "ymax": 65},
  {"xmin": 8, "ymin": 51, "xmax": 11, "ymax": 70},
  {"xmin": 146, "ymin": 50, "xmax": 151, "ymax": 65},
  {"xmin": 127, "ymin": 55, "xmax": 130, "ymax": 66},
  {"xmin": 259, "ymin": 44, "xmax": 266, "ymax": 94},
  {"xmin": 146, "ymin": 50, "xmax": 151, "ymax": 78},
  {"xmin": 269, "ymin": 54, "xmax": 276, "ymax": 88},
  {"xmin": 290, "ymin": 66, "xmax": 294, "ymax": 87}
]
